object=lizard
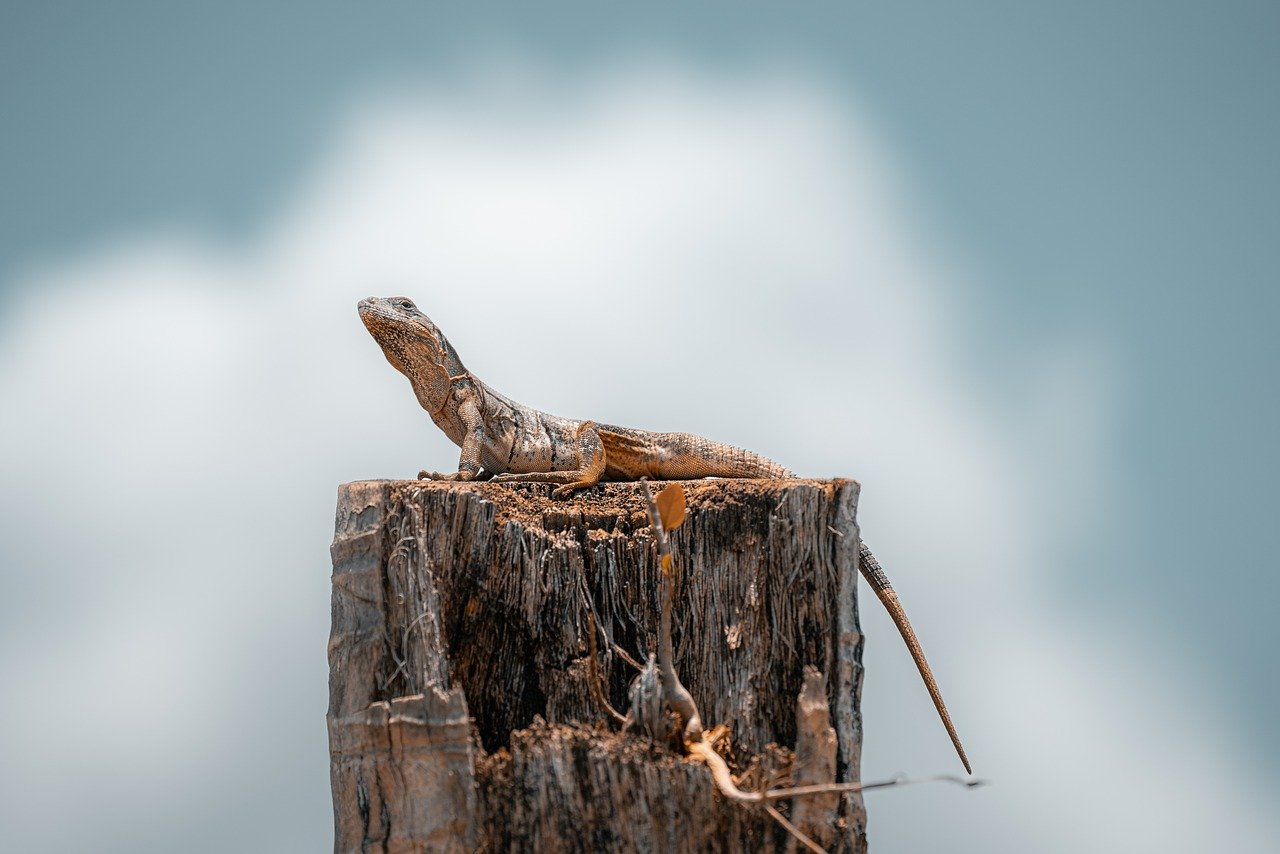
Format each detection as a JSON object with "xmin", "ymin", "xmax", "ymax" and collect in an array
[{"xmin": 358, "ymin": 295, "xmax": 972, "ymax": 774}]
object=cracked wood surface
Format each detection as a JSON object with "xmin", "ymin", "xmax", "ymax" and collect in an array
[{"xmin": 328, "ymin": 478, "xmax": 868, "ymax": 852}]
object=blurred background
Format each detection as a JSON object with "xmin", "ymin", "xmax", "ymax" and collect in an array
[{"xmin": 2, "ymin": 3, "xmax": 1277, "ymax": 851}]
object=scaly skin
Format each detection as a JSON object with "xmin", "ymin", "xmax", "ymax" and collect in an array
[{"xmin": 358, "ymin": 295, "xmax": 971, "ymax": 774}]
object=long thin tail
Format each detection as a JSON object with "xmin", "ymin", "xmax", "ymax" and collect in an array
[{"xmin": 859, "ymin": 542, "xmax": 972, "ymax": 774}]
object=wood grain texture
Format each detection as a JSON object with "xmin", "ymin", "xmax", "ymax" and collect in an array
[{"xmin": 328, "ymin": 478, "xmax": 867, "ymax": 852}]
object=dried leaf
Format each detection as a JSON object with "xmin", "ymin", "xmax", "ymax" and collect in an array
[{"xmin": 656, "ymin": 483, "xmax": 687, "ymax": 531}]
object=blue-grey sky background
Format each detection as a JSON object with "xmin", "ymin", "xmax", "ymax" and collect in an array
[{"xmin": 2, "ymin": 3, "xmax": 1277, "ymax": 851}]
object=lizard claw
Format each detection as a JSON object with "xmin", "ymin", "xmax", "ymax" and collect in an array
[{"xmin": 418, "ymin": 470, "xmax": 471, "ymax": 481}]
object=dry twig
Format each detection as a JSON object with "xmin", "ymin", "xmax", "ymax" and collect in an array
[{"xmin": 586, "ymin": 611, "xmax": 629, "ymax": 727}]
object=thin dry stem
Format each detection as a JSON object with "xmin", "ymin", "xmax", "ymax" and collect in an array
[
  {"xmin": 580, "ymin": 575, "xmax": 644, "ymax": 673},
  {"xmin": 610, "ymin": 640, "xmax": 645, "ymax": 673},
  {"xmin": 763, "ymin": 774, "xmax": 982, "ymax": 801},
  {"xmin": 587, "ymin": 611, "xmax": 629, "ymax": 727},
  {"xmin": 765, "ymin": 803, "xmax": 825, "ymax": 854}
]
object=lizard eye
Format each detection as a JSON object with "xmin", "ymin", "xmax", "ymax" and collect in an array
[{"xmin": 399, "ymin": 299, "xmax": 415, "ymax": 311}]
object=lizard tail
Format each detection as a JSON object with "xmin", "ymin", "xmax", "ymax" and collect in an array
[
  {"xmin": 631, "ymin": 431, "xmax": 795, "ymax": 480},
  {"xmin": 676, "ymin": 436, "xmax": 795, "ymax": 479},
  {"xmin": 860, "ymin": 542, "xmax": 972, "ymax": 775}
]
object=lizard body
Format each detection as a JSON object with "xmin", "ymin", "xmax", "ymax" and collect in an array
[{"xmin": 358, "ymin": 295, "xmax": 971, "ymax": 774}]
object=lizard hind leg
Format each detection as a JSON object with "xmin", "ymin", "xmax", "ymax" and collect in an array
[{"xmin": 491, "ymin": 422, "xmax": 608, "ymax": 498}]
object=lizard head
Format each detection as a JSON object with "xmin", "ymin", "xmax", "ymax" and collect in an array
[{"xmin": 357, "ymin": 296, "xmax": 461, "ymax": 378}]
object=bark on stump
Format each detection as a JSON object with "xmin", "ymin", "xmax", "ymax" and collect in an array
[{"xmin": 328, "ymin": 479, "xmax": 868, "ymax": 853}]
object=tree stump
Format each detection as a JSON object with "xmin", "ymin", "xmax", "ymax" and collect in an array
[{"xmin": 328, "ymin": 478, "xmax": 868, "ymax": 852}]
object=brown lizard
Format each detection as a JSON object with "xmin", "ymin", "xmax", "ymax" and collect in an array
[{"xmin": 358, "ymin": 295, "xmax": 972, "ymax": 774}]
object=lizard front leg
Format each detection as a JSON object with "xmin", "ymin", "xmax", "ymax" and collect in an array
[
  {"xmin": 491, "ymin": 421, "xmax": 607, "ymax": 498},
  {"xmin": 418, "ymin": 397, "xmax": 486, "ymax": 483}
]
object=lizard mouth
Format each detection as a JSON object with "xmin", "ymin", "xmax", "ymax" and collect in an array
[
  {"xmin": 358, "ymin": 305, "xmax": 409, "ymax": 351},
  {"xmin": 358, "ymin": 298, "xmax": 402, "ymax": 327},
  {"xmin": 358, "ymin": 298, "xmax": 435, "ymax": 355}
]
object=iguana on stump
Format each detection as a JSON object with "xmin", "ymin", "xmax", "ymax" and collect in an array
[{"xmin": 358, "ymin": 295, "xmax": 972, "ymax": 774}]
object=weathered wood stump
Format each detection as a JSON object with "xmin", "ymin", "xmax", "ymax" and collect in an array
[{"xmin": 328, "ymin": 479, "xmax": 868, "ymax": 852}]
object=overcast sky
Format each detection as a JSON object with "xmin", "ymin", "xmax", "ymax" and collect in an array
[{"xmin": 2, "ymin": 4, "xmax": 1277, "ymax": 852}]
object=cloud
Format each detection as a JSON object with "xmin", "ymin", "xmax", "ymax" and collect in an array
[{"xmin": 1, "ymin": 59, "xmax": 1275, "ymax": 852}]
